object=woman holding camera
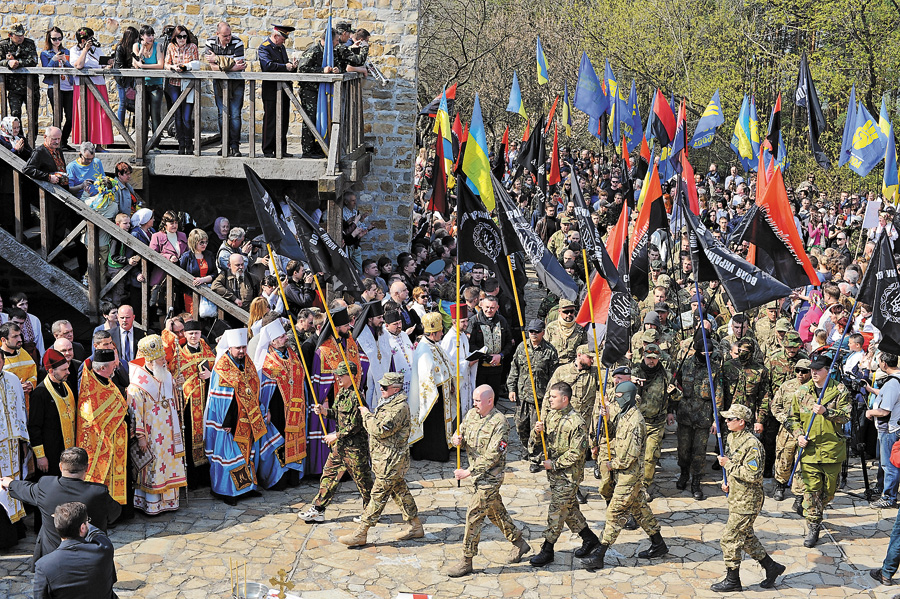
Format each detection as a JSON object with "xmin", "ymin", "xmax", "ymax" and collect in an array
[
  {"xmin": 70, "ymin": 27, "xmax": 113, "ymax": 146},
  {"xmin": 164, "ymin": 25, "xmax": 200, "ymax": 155}
]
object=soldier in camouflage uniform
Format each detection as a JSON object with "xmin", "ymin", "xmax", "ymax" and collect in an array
[
  {"xmin": 544, "ymin": 299, "xmax": 586, "ymax": 366},
  {"xmin": 333, "ymin": 22, "xmax": 368, "ymax": 73},
  {"xmin": 763, "ymin": 331, "xmax": 807, "ymax": 481},
  {"xmin": 546, "ymin": 215, "xmax": 575, "ymax": 264},
  {"xmin": 339, "ymin": 372, "xmax": 423, "ymax": 547},
  {"xmin": 632, "ymin": 344, "xmax": 676, "ymax": 495},
  {"xmin": 771, "ymin": 358, "xmax": 811, "ymax": 501},
  {"xmin": 717, "ymin": 313, "xmax": 762, "ymax": 366},
  {"xmin": 754, "ymin": 302, "xmax": 781, "ymax": 357},
  {"xmin": 632, "ymin": 329, "xmax": 673, "ymax": 370},
  {"xmin": 299, "ymin": 362, "xmax": 374, "ymax": 523},
  {"xmin": 786, "ymin": 355, "xmax": 850, "ymax": 548},
  {"xmin": 720, "ymin": 338, "xmax": 770, "ymax": 433},
  {"xmin": 582, "ymin": 381, "xmax": 668, "ymax": 571},
  {"xmin": 710, "ymin": 404, "xmax": 786, "ymax": 592},
  {"xmin": 529, "ymin": 382, "xmax": 601, "ymax": 567},
  {"xmin": 631, "ymin": 312, "xmax": 661, "ymax": 357},
  {"xmin": 295, "ymin": 32, "xmax": 335, "ymax": 157},
  {"xmin": 0, "ymin": 25, "xmax": 38, "ymax": 120},
  {"xmin": 672, "ymin": 328, "xmax": 724, "ymax": 500},
  {"xmin": 444, "ymin": 385, "xmax": 531, "ymax": 577},
  {"xmin": 765, "ymin": 318, "xmax": 794, "ymax": 360},
  {"xmin": 508, "ymin": 319, "xmax": 559, "ymax": 472}
]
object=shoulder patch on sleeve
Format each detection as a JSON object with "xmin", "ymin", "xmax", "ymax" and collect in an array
[
  {"xmin": 747, "ymin": 446, "xmax": 761, "ymax": 471},
  {"xmin": 498, "ymin": 440, "xmax": 508, "ymax": 453}
]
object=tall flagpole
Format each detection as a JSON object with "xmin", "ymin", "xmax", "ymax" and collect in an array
[
  {"xmin": 505, "ymin": 255, "xmax": 548, "ymax": 460},
  {"xmin": 265, "ymin": 244, "xmax": 326, "ymax": 432},
  {"xmin": 312, "ymin": 274, "xmax": 366, "ymax": 408},
  {"xmin": 580, "ymin": 248, "xmax": 612, "ymax": 460},
  {"xmin": 695, "ymin": 279, "xmax": 727, "ymax": 490},
  {"xmin": 455, "ymin": 263, "xmax": 461, "ymax": 487}
]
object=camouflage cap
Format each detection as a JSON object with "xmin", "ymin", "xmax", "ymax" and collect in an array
[
  {"xmin": 558, "ymin": 298, "xmax": 576, "ymax": 310},
  {"xmin": 559, "ymin": 214, "xmax": 574, "ymax": 225},
  {"xmin": 656, "ymin": 274, "xmax": 672, "ymax": 288},
  {"xmin": 784, "ymin": 331, "xmax": 802, "ymax": 348},
  {"xmin": 650, "ymin": 259, "xmax": 664, "ymax": 270},
  {"xmin": 644, "ymin": 343, "xmax": 661, "ymax": 358},
  {"xmin": 576, "ymin": 343, "xmax": 596, "ymax": 357},
  {"xmin": 378, "ymin": 372, "xmax": 405, "ymax": 387},
  {"xmin": 795, "ymin": 358, "xmax": 812, "ymax": 370},
  {"xmin": 775, "ymin": 317, "xmax": 792, "ymax": 332},
  {"xmin": 9, "ymin": 24, "xmax": 25, "ymax": 36},
  {"xmin": 720, "ymin": 404, "xmax": 752, "ymax": 422},
  {"xmin": 766, "ymin": 301, "xmax": 779, "ymax": 311},
  {"xmin": 641, "ymin": 329, "xmax": 660, "ymax": 343},
  {"xmin": 335, "ymin": 361, "xmax": 358, "ymax": 377}
]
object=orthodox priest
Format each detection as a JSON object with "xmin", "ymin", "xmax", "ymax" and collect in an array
[
  {"xmin": 29, "ymin": 349, "xmax": 76, "ymax": 479},
  {"xmin": 255, "ymin": 320, "xmax": 306, "ymax": 489},
  {"xmin": 383, "ymin": 309, "xmax": 414, "ymax": 399},
  {"xmin": 354, "ymin": 302, "xmax": 391, "ymax": 406},
  {"xmin": 0, "ymin": 349, "xmax": 28, "ymax": 550},
  {"xmin": 441, "ymin": 303, "xmax": 477, "ymax": 416},
  {"xmin": 77, "ymin": 348, "xmax": 128, "ymax": 506},
  {"xmin": 176, "ymin": 320, "xmax": 215, "ymax": 488},
  {"xmin": 409, "ymin": 312, "xmax": 455, "ymax": 462},
  {"xmin": 128, "ymin": 335, "xmax": 187, "ymax": 514},
  {"xmin": 310, "ymin": 307, "xmax": 364, "ymax": 475},
  {"xmin": 204, "ymin": 328, "xmax": 267, "ymax": 505}
]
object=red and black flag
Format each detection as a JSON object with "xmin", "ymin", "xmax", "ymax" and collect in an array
[
  {"xmin": 629, "ymin": 164, "xmax": 668, "ymax": 301},
  {"xmin": 547, "ymin": 123, "xmax": 561, "ymax": 187},
  {"xmin": 857, "ymin": 228, "xmax": 900, "ymax": 354},
  {"xmin": 795, "ymin": 53, "xmax": 830, "ymax": 170},
  {"xmin": 419, "ymin": 82, "xmax": 457, "ymax": 117},
  {"xmin": 451, "ymin": 113, "xmax": 464, "ymax": 171},
  {"xmin": 765, "ymin": 93, "xmax": 782, "ymax": 154},
  {"xmin": 569, "ymin": 170, "xmax": 619, "ymax": 289},
  {"xmin": 601, "ymin": 205, "xmax": 631, "ymax": 367},
  {"xmin": 631, "ymin": 134, "xmax": 651, "ymax": 182},
  {"xmin": 650, "ymin": 89, "xmax": 676, "ymax": 147},
  {"xmin": 426, "ymin": 124, "xmax": 449, "ymax": 220}
]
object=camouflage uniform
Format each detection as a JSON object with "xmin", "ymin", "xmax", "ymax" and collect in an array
[
  {"xmin": 718, "ymin": 331, "xmax": 762, "ymax": 365},
  {"xmin": 546, "ymin": 228, "xmax": 568, "ymax": 263},
  {"xmin": 633, "ymin": 360, "xmax": 675, "ymax": 489},
  {"xmin": 673, "ymin": 355, "xmax": 724, "ymax": 475},
  {"xmin": 541, "ymin": 360, "xmax": 596, "ymax": 438},
  {"xmin": 295, "ymin": 41, "xmax": 327, "ymax": 155},
  {"xmin": 358, "ymin": 389, "xmax": 419, "ymax": 527},
  {"xmin": 0, "ymin": 35, "xmax": 38, "ymax": 119},
  {"xmin": 786, "ymin": 380, "xmax": 850, "ymax": 524},
  {"xmin": 600, "ymin": 401, "xmax": 661, "ymax": 545},
  {"xmin": 771, "ymin": 378, "xmax": 805, "ymax": 494},
  {"xmin": 508, "ymin": 339, "xmax": 558, "ymax": 465},
  {"xmin": 311, "ymin": 387, "xmax": 374, "ymax": 510},
  {"xmin": 334, "ymin": 42, "xmax": 367, "ymax": 73},
  {"xmin": 754, "ymin": 317, "xmax": 779, "ymax": 357},
  {"xmin": 458, "ymin": 407, "xmax": 523, "ymax": 558},
  {"xmin": 720, "ymin": 352, "xmax": 771, "ymax": 427},
  {"xmin": 544, "ymin": 319, "xmax": 586, "ymax": 366},
  {"xmin": 763, "ymin": 340, "xmax": 807, "ymax": 477},
  {"xmin": 538, "ymin": 405, "xmax": 589, "ymax": 543},
  {"xmin": 720, "ymin": 425, "xmax": 767, "ymax": 568}
]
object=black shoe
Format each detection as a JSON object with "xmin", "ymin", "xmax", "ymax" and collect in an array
[
  {"xmin": 529, "ymin": 463, "xmax": 542, "ymax": 474},
  {"xmin": 870, "ymin": 568, "xmax": 895, "ymax": 586},
  {"xmin": 223, "ymin": 495, "xmax": 237, "ymax": 506},
  {"xmin": 177, "ymin": 145, "xmax": 186, "ymax": 155},
  {"xmin": 282, "ymin": 152, "xmax": 294, "ymax": 158},
  {"xmin": 576, "ymin": 488, "xmax": 587, "ymax": 504},
  {"xmin": 305, "ymin": 150, "xmax": 326, "ymax": 159},
  {"xmin": 711, "ymin": 567, "xmax": 741, "ymax": 592},
  {"xmin": 529, "ymin": 541, "xmax": 554, "ymax": 567},
  {"xmin": 691, "ymin": 477, "xmax": 704, "ymax": 501},
  {"xmin": 773, "ymin": 481, "xmax": 786, "ymax": 502},
  {"xmin": 637, "ymin": 532, "xmax": 668, "ymax": 559},
  {"xmin": 624, "ymin": 515, "xmax": 639, "ymax": 531},
  {"xmin": 803, "ymin": 522, "xmax": 820, "ymax": 548},
  {"xmin": 758, "ymin": 555, "xmax": 786, "ymax": 589},
  {"xmin": 573, "ymin": 528, "xmax": 600, "ymax": 558},
  {"xmin": 61, "ymin": 143, "xmax": 75, "ymax": 152},
  {"xmin": 263, "ymin": 152, "xmax": 275, "ymax": 158},
  {"xmin": 793, "ymin": 497, "xmax": 803, "ymax": 516},
  {"xmin": 581, "ymin": 543, "xmax": 608, "ymax": 572},
  {"xmin": 676, "ymin": 467, "xmax": 689, "ymax": 490},
  {"xmin": 231, "ymin": 149, "xmax": 242, "ymax": 157},
  {"xmin": 216, "ymin": 149, "xmax": 224, "ymax": 156}
]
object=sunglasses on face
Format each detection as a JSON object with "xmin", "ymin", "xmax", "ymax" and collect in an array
[
  {"xmin": 725, "ymin": 417, "xmax": 739, "ymax": 422},
  {"xmin": 176, "ymin": 34, "xmax": 188, "ymax": 39},
  {"xmin": 51, "ymin": 36, "xmax": 62, "ymax": 41},
  {"xmin": 560, "ymin": 309, "xmax": 576, "ymax": 314},
  {"xmin": 795, "ymin": 369, "xmax": 810, "ymax": 374}
]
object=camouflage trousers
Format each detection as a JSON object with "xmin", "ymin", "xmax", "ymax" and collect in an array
[
  {"xmin": 800, "ymin": 461, "xmax": 841, "ymax": 523},
  {"xmin": 774, "ymin": 427, "xmax": 805, "ymax": 495},
  {"xmin": 359, "ymin": 473, "xmax": 418, "ymax": 528},
  {"xmin": 601, "ymin": 481, "xmax": 661, "ymax": 546},
  {"xmin": 677, "ymin": 423, "xmax": 712, "ymax": 475},
  {"xmin": 462, "ymin": 484, "xmax": 522, "ymax": 558},
  {"xmin": 643, "ymin": 420, "xmax": 666, "ymax": 488},
  {"xmin": 543, "ymin": 478, "xmax": 588, "ymax": 543},
  {"xmin": 312, "ymin": 444, "xmax": 374, "ymax": 510},
  {"xmin": 515, "ymin": 400, "xmax": 541, "ymax": 464},
  {"xmin": 721, "ymin": 512, "xmax": 767, "ymax": 568}
]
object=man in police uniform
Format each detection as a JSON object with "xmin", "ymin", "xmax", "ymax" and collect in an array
[
  {"xmin": 0, "ymin": 24, "xmax": 38, "ymax": 120},
  {"xmin": 711, "ymin": 404, "xmax": 786, "ymax": 592},
  {"xmin": 258, "ymin": 25, "xmax": 297, "ymax": 158},
  {"xmin": 445, "ymin": 385, "xmax": 530, "ymax": 577},
  {"xmin": 786, "ymin": 354, "xmax": 850, "ymax": 547}
]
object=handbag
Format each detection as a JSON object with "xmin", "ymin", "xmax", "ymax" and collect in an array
[
  {"xmin": 891, "ymin": 438, "xmax": 900, "ymax": 469},
  {"xmin": 124, "ymin": 86, "xmax": 137, "ymax": 113},
  {"xmin": 198, "ymin": 282, "xmax": 216, "ymax": 318}
]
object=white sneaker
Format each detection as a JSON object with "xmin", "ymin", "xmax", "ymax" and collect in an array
[{"xmin": 299, "ymin": 507, "xmax": 324, "ymax": 523}]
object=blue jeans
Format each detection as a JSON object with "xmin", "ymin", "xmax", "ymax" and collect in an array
[
  {"xmin": 883, "ymin": 505, "xmax": 900, "ymax": 578},
  {"xmin": 213, "ymin": 80, "xmax": 244, "ymax": 150},
  {"xmin": 879, "ymin": 429, "xmax": 900, "ymax": 502},
  {"xmin": 116, "ymin": 84, "xmax": 129, "ymax": 125},
  {"xmin": 166, "ymin": 84, "xmax": 193, "ymax": 145}
]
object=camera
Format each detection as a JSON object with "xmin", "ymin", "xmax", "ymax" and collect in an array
[{"xmin": 86, "ymin": 37, "xmax": 100, "ymax": 48}]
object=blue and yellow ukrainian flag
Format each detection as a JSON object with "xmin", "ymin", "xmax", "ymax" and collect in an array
[
  {"xmin": 730, "ymin": 95, "xmax": 754, "ymax": 172},
  {"xmin": 848, "ymin": 101, "xmax": 887, "ymax": 177},
  {"xmin": 562, "ymin": 81, "xmax": 574, "ymax": 137},
  {"xmin": 689, "ymin": 89, "xmax": 724, "ymax": 149},
  {"xmin": 749, "ymin": 96, "xmax": 761, "ymax": 166},
  {"xmin": 506, "ymin": 71, "xmax": 527, "ymax": 119},
  {"xmin": 536, "ymin": 37, "xmax": 549, "ymax": 85},
  {"xmin": 433, "ymin": 88, "xmax": 455, "ymax": 189},
  {"xmin": 879, "ymin": 96, "xmax": 892, "ymax": 138},
  {"xmin": 462, "ymin": 94, "xmax": 496, "ymax": 211},
  {"xmin": 883, "ymin": 123, "xmax": 898, "ymax": 205}
]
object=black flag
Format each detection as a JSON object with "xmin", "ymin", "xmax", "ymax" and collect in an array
[
  {"xmin": 285, "ymin": 198, "xmax": 364, "ymax": 293},
  {"xmin": 245, "ymin": 165, "xmax": 307, "ymax": 262},
  {"xmin": 569, "ymin": 171, "xmax": 619, "ymax": 288},
  {"xmin": 602, "ymin": 234, "xmax": 631, "ymax": 368},
  {"xmin": 795, "ymin": 53, "xmax": 831, "ymax": 170},
  {"xmin": 492, "ymin": 173, "xmax": 579, "ymax": 301},
  {"xmin": 857, "ymin": 230, "xmax": 900, "ymax": 354},
  {"xmin": 679, "ymin": 192, "xmax": 791, "ymax": 312},
  {"xmin": 516, "ymin": 115, "xmax": 547, "ymax": 195},
  {"xmin": 457, "ymin": 173, "xmax": 504, "ymax": 274},
  {"xmin": 629, "ymin": 165, "xmax": 668, "ymax": 301}
]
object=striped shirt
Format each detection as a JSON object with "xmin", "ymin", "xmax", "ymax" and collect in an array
[{"xmin": 205, "ymin": 36, "xmax": 245, "ymax": 59}]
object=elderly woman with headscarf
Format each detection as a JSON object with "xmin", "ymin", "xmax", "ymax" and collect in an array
[
  {"xmin": 128, "ymin": 208, "xmax": 156, "ymax": 313},
  {"xmin": 0, "ymin": 116, "xmax": 31, "ymax": 158},
  {"xmin": 206, "ymin": 216, "xmax": 230, "ymax": 256}
]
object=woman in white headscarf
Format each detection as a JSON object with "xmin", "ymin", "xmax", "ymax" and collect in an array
[
  {"xmin": 0, "ymin": 116, "xmax": 31, "ymax": 158},
  {"xmin": 128, "ymin": 208, "xmax": 156, "ymax": 316}
]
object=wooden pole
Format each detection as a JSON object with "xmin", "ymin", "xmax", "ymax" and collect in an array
[
  {"xmin": 312, "ymin": 274, "xmax": 366, "ymax": 407},
  {"xmin": 580, "ymin": 249, "xmax": 612, "ymax": 460}
]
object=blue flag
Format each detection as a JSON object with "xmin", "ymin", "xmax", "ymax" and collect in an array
[
  {"xmin": 316, "ymin": 16, "xmax": 334, "ymax": 140},
  {"xmin": 605, "ymin": 59, "xmax": 620, "ymax": 140},
  {"xmin": 749, "ymin": 96, "xmax": 761, "ymax": 169},
  {"xmin": 573, "ymin": 52, "xmax": 608, "ymax": 118},
  {"xmin": 730, "ymin": 95, "xmax": 755, "ymax": 172},
  {"xmin": 621, "ymin": 79, "xmax": 642, "ymax": 152},
  {"xmin": 689, "ymin": 89, "xmax": 724, "ymax": 149},
  {"xmin": 838, "ymin": 84, "xmax": 857, "ymax": 167},
  {"xmin": 848, "ymin": 101, "xmax": 887, "ymax": 177}
]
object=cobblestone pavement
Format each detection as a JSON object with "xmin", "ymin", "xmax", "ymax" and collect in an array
[{"xmin": 1, "ymin": 277, "xmax": 895, "ymax": 598}]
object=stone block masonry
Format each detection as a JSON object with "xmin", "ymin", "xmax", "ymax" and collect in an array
[{"xmin": 1, "ymin": 0, "xmax": 419, "ymax": 258}]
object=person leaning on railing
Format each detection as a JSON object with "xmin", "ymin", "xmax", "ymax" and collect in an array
[
  {"xmin": 0, "ymin": 24, "xmax": 38, "ymax": 122},
  {"xmin": 70, "ymin": 27, "xmax": 113, "ymax": 147},
  {"xmin": 112, "ymin": 26, "xmax": 138, "ymax": 127},
  {"xmin": 132, "ymin": 25, "xmax": 165, "ymax": 145},
  {"xmin": 39, "ymin": 27, "xmax": 73, "ymax": 150},
  {"xmin": 163, "ymin": 25, "xmax": 200, "ymax": 155},
  {"xmin": 204, "ymin": 22, "xmax": 246, "ymax": 158}
]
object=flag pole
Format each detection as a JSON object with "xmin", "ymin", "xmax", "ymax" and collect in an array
[
  {"xmin": 505, "ymin": 255, "xmax": 548, "ymax": 460},
  {"xmin": 455, "ymin": 262, "xmax": 462, "ymax": 487},
  {"xmin": 265, "ymin": 244, "xmax": 327, "ymax": 432},
  {"xmin": 580, "ymin": 248, "xmax": 612, "ymax": 460},
  {"xmin": 312, "ymin": 274, "xmax": 367, "ymax": 408},
  {"xmin": 695, "ymin": 279, "xmax": 727, "ymax": 489}
]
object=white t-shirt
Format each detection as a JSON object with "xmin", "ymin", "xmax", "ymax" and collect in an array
[{"xmin": 874, "ymin": 374, "xmax": 900, "ymax": 434}]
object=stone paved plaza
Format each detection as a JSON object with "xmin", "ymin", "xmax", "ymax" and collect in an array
[{"xmin": 0, "ymin": 419, "xmax": 896, "ymax": 599}]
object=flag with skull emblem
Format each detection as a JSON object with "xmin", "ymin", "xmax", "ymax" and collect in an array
[{"xmin": 857, "ymin": 229, "xmax": 900, "ymax": 354}]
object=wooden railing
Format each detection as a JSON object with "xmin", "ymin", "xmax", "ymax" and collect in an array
[
  {"xmin": 0, "ymin": 145, "xmax": 249, "ymax": 327},
  {"xmin": 0, "ymin": 67, "xmax": 366, "ymax": 176}
]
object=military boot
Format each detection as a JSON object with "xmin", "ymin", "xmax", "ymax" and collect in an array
[
  {"xmin": 581, "ymin": 543, "xmax": 608, "ymax": 572},
  {"xmin": 772, "ymin": 481, "xmax": 786, "ymax": 502},
  {"xmin": 624, "ymin": 515, "xmax": 639, "ymax": 530},
  {"xmin": 676, "ymin": 466, "xmax": 690, "ymax": 490},
  {"xmin": 576, "ymin": 488, "xmax": 588, "ymax": 504},
  {"xmin": 529, "ymin": 541, "xmax": 554, "ymax": 567},
  {"xmin": 338, "ymin": 524, "xmax": 370, "ymax": 547},
  {"xmin": 758, "ymin": 554, "xmax": 786, "ymax": 589},
  {"xmin": 395, "ymin": 516, "xmax": 425, "ymax": 541},
  {"xmin": 509, "ymin": 537, "xmax": 531, "ymax": 563},
  {"xmin": 691, "ymin": 476, "xmax": 704, "ymax": 501},
  {"xmin": 803, "ymin": 522, "xmax": 821, "ymax": 548},
  {"xmin": 793, "ymin": 496, "xmax": 803, "ymax": 516},
  {"xmin": 444, "ymin": 556, "xmax": 473, "ymax": 578},
  {"xmin": 573, "ymin": 527, "xmax": 601, "ymax": 558},
  {"xmin": 637, "ymin": 532, "xmax": 668, "ymax": 559},
  {"xmin": 711, "ymin": 567, "xmax": 741, "ymax": 592}
]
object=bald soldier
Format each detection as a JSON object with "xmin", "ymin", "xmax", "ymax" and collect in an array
[{"xmin": 444, "ymin": 385, "xmax": 530, "ymax": 577}]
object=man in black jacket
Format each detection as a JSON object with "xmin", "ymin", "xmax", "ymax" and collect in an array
[
  {"xmin": 283, "ymin": 260, "xmax": 315, "ymax": 315},
  {"xmin": 468, "ymin": 294, "xmax": 515, "ymax": 396},
  {"xmin": 1, "ymin": 448, "xmax": 121, "ymax": 570}
]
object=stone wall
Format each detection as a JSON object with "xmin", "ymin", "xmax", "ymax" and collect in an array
[{"xmin": 0, "ymin": 0, "xmax": 418, "ymax": 258}]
